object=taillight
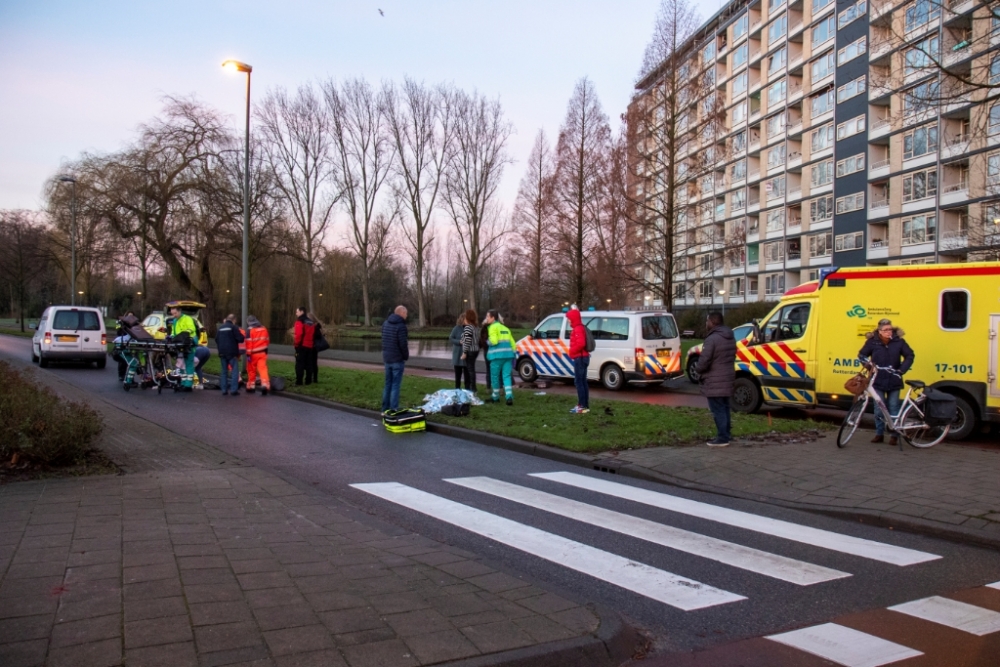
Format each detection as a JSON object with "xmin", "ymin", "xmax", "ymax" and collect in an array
[
  {"xmin": 101, "ymin": 334, "xmax": 107, "ymax": 346},
  {"xmin": 44, "ymin": 333, "xmax": 51, "ymax": 345},
  {"xmin": 635, "ymin": 348, "xmax": 646, "ymax": 371}
]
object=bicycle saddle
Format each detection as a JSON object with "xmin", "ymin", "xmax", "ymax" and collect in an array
[{"xmin": 905, "ymin": 380, "xmax": 926, "ymax": 388}]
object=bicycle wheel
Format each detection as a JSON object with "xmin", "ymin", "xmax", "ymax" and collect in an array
[
  {"xmin": 897, "ymin": 402, "xmax": 950, "ymax": 448},
  {"xmin": 837, "ymin": 396, "xmax": 867, "ymax": 448}
]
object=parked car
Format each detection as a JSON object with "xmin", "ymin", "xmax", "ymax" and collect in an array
[
  {"xmin": 685, "ymin": 323, "xmax": 754, "ymax": 384},
  {"xmin": 31, "ymin": 306, "xmax": 107, "ymax": 368},
  {"xmin": 515, "ymin": 310, "xmax": 683, "ymax": 390},
  {"xmin": 142, "ymin": 301, "xmax": 208, "ymax": 345}
]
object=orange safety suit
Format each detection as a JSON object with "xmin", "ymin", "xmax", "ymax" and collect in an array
[{"xmin": 245, "ymin": 321, "xmax": 270, "ymax": 390}]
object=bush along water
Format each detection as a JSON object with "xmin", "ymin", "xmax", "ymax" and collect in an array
[{"xmin": 0, "ymin": 360, "xmax": 104, "ymax": 467}]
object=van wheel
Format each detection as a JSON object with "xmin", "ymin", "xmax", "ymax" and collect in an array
[
  {"xmin": 96, "ymin": 357, "xmax": 107, "ymax": 369},
  {"xmin": 601, "ymin": 364, "xmax": 624, "ymax": 391},
  {"xmin": 31, "ymin": 348, "xmax": 39, "ymax": 363},
  {"xmin": 39, "ymin": 355, "xmax": 50, "ymax": 368},
  {"xmin": 686, "ymin": 355, "xmax": 701, "ymax": 384},
  {"xmin": 945, "ymin": 394, "xmax": 976, "ymax": 441},
  {"xmin": 732, "ymin": 377, "xmax": 762, "ymax": 413},
  {"xmin": 517, "ymin": 357, "xmax": 537, "ymax": 383}
]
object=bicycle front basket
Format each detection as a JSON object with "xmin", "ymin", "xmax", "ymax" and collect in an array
[
  {"xmin": 922, "ymin": 389, "xmax": 957, "ymax": 427},
  {"xmin": 844, "ymin": 372, "xmax": 869, "ymax": 396}
]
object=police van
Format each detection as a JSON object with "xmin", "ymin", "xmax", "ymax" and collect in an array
[
  {"xmin": 515, "ymin": 310, "xmax": 683, "ymax": 390},
  {"xmin": 730, "ymin": 262, "xmax": 1000, "ymax": 440}
]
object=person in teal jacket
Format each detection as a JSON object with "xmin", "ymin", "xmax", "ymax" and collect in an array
[
  {"xmin": 485, "ymin": 310, "xmax": 516, "ymax": 405},
  {"xmin": 169, "ymin": 305, "xmax": 198, "ymax": 391}
]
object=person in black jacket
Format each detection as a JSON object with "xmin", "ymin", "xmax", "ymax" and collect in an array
[
  {"xmin": 859, "ymin": 318, "xmax": 915, "ymax": 445},
  {"xmin": 215, "ymin": 314, "xmax": 245, "ymax": 396},
  {"xmin": 381, "ymin": 305, "xmax": 409, "ymax": 412},
  {"xmin": 694, "ymin": 312, "xmax": 737, "ymax": 447}
]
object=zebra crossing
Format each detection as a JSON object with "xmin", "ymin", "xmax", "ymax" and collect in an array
[{"xmin": 352, "ymin": 471, "xmax": 1000, "ymax": 665}]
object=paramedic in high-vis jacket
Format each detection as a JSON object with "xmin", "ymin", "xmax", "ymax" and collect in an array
[{"xmin": 169, "ymin": 305, "xmax": 198, "ymax": 391}]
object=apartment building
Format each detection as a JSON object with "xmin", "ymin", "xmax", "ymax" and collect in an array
[{"xmin": 628, "ymin": 0, "xmax": 1000, "ymax": 310}]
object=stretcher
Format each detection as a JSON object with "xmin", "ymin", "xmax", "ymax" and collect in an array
[{"xmin": 113, "ymin": 315, "xmax": 195, "ymax": 393}]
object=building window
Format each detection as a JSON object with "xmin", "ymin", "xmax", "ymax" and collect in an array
[
  {"xmin": 902, "ymin": 168, "xmax": 937, "ymax": 202},
  {"xmin": 836, "ymin": 154, "xmax": 865, "ymax": 177},
  {"xmin": 835, "ymin": 231, "xmax": 864, "ymax": 250},
  {"xmin": 703, "ymin": 42, "xmax": 716, "ymax": 65},
  {"xmin": 989, "ymin": 153, "xmax": 1000, "ymax": 187},
  {"xmin": 766, "ymin": 175, "xmax": 786, "ymax": 200},
  {"xmin": 731, "ymin": 159, "xmax": 747, "ymax": 180},
  {"xmin": 838, "ymin": 0, "xmax": 867, "ymax": 28},
  {"xmin": 764, "ymin": 273, "xmax": 786, "ymax": 296},
  {"xmin": 811, "ymin": 50, "xmax": 836, "ymax": 81},
  {"xmin": 732, "ymin": 131, "xmax": 747, "ymax": 152},
  {"xmin": 813, "ymin": 0, "xmax": 834, "ymax": 11},
  {"xmin": 812, "ymin": 15, "xmax": 836, "ymax": 45},
  {"xmin": 905, "ymin": 0, "xmax": 941, "ymax": 33},
  {"xmin": 991, "ymin": 55, "xmax": 1000, "ymax": 86},
  {"xmin": 732, "ymin": 102, "xmax": 747, "ymax": 123},
  {"xmin": 728, "ymin": 277, "xmax": 744, "ymax": 295},
  {"xmin": 838, "ymin": 37, "xmax": 867, "ymax": 65},
  {"xmin": 810, "ymin": 87, "xmax": 835, "ymax": 116},
  {"xmin": 903, "ymin": 80, "xmax": 939, "ymax": 116},
  {"xmin": 732, "ymin": 43, "xmax": 748, "ymax": 68},
  {"xmin": 766, "ymin": 208, "xmax": 785, "ymax": 232},
  {"xmin": 768, "ymin": 14, "xmax": 787, "ymax": 46},
  {"xmin": 769, "ymin": 47, "xmax": 787, "ymax": 75},
  {"xmin": 698, "ymin": 281, "xmax": 714, "ymax": 298},
  {"xmin": 764, "ymin": 241, "xmax": 785, "ymax": 263},
  {"xmin": 809, "ymin": 232, "xmax": 832, "ymax": 257},
  {"xmin": 905, "ymin": 36, "xmax": 939, "ymax": 76},
  {"xmin": 810, "ymin": 195, "xmax": 834, "ymax": 222},
  {"xmin": 769, "ymin": 0, "xmax": 786, "ymax": 10},
  {"xmin": 811, "ymin": 124, "xmax": 834, "ymax": 152},
  {"xmin": 811, "ymin": 160, "xmax": 834, "ymax": 187},
  {"xmin": 733, "ymin": 14, "xmax": 749, "ymax": 39},
  {"xmin": 733, "ymin": 71, "xmax": 748, "ymax": 95},
  {"xmin": 768, "ymin": 79, "xmax": 787, "ymax": 107},
  {"xmin": 940, "ymin": 290, "xmax": 970, "ymax": 331},
  {"xmin": 902, "ymin": 214, "xmax": 937, "ymax": 244},
  {"xmin": 766, "ymin": 112, "xmax": 786, "ymax": 137},
  {"xmin": 989, "ymin": 104, "xmax": 1000, "ymax": 136},
  {"xmin": 768, "ymin": 143, "xmax": 787, "ymax": 168},
  {"xmin": 835, "ymin": 192, "xmax": 865, "ymax": 214},
  {"xmin": 837, "ymin": 76, "xmax": 867, "ymax": 103},
  {"xmin": 732, "ymin": 189, "xmax": 747, "ymax": 210},
  {"xmin": 837, "ymin": 115, "xmax": 866, "ymax": 140},
  {"xmin": 903, "ymin": 123, "xmax": 938, "ymax": 159}
]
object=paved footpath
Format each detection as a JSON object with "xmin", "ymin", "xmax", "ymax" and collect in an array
[{"xmin": 0, "ymin": 369, "xmax": 625, "ymax": 667}]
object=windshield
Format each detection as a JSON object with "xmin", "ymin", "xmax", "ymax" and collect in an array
[{"xmin": 641, "ymin": 316, "xmax": 678, "ymax": 340}]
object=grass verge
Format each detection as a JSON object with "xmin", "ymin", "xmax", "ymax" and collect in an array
[
  {"xmin": 203, "ymin": 357, "xmax": 826, "ymax": 453},
  {"xmin": 0, "ymin": 327, "xmax": 34, "ymax": 338}
]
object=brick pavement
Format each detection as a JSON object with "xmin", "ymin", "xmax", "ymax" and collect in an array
[{"xmin": 0, "ymin": 368, "xmax": 622, "ymax": 667}]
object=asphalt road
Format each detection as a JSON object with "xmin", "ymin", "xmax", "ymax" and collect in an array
[{"xmin": 6, "ymin": 334, "xmax": 1000, "ymax": 662}]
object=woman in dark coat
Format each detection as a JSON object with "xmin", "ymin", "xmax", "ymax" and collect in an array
[
  {"xmin": 449, "ymin": 314, "xmax": 466, "ymax": 389},
  {"xmin": 859, "ymin": 318, "xmax": 915, "ymax": 445}
]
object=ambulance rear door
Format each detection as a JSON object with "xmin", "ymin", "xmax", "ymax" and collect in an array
[{"xmin": 990, "ymin": 314, "xmax": 999, "ymax": 399}]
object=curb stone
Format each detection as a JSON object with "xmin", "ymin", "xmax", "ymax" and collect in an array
[{"xmin": 279, "ymin": 390, "xmax": 1000, "ymax": 552}]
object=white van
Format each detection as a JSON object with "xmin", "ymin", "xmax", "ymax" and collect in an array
[
  {"xmin": 31, "ymin": 306, "xmax": 107, "ymax": 368},
  {"xmin": 515, "ymin": 310, "xmax": 683, "ymax": 390}
]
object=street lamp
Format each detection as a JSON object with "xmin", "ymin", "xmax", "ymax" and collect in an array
[
  {"xmin": 222, "ymin": 59, "xmax": 252, "ymax": 329},
  {"xmin": 58, "ymin": 176, "xmax": 77, "ymax": 305},
  {"xmin": 718, "ymin": 289, "xmax": 726, "ymax": 318}
]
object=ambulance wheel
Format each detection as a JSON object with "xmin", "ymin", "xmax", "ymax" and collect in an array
[
  {"xmin": 945, "ymin": 394, "xmax": 976, "ymax": 441},
  {"xmin": 517, "ymin": 357, "xmax": 537, "ymax": 383},
  {"xmin": 686, "ymin": 355, "xmax": 701, "ymax": 384},
  {"xmin": 732, "ymin": 377, "xmax": 762, "ymax": 413},
  {"xmin": 600, "ymin": 364, "xmax": 624, "ymax": 391}
]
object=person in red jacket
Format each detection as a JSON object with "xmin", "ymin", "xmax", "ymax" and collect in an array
[
  {"xmin": 245, "ymin": 315, "xmax": 270, "ymax": 396},
  {"xmin": 293, "ymin": 307, "xmax": 316, "ymax": 386},
  {"xmin": 567, "ymin": 306, "xmax": 590, "ymax": 414}
]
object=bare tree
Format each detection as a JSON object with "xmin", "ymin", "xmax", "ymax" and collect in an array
[
  {"xmin": 325, "ymin": 78, "xmax": 396, "ymax": 326},
  {"xmin": 442, "ymin": 89, "xmax": 514, "ymax": 314},
  {"xmin": 257, "ymin": 83, "xmax": 338, "ymax": 315},
  {"xmin": 591, "ymin": 130, "xmax": 631, "ymax": 307},
  {"xmin": 382, "ymin": 78, "xmax": 456, "ymax": 327},
  {"xmin": 513, "ymin": 130, "xmax": 557, "ymax": 315},
  {"xmin": 551, "ymin": 78, "xmax": 611, "ymax": 306},
  {"xmin": 0, "ymin": 211, "xmax": 46, "ymax": 331}
]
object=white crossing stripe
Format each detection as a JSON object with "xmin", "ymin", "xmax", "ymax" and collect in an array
[
  {"xmin": 532, "ymin": 472, "xmax": 940, "ymax": 567},
  {"xmin": 889, "ymin": 596, "xmax": 1000, "ymax": 636},
  {"xmin": 767, "ymin": 623, "xmax": 923, "ymax": 667},
  {"xmin": 351, "ymin": 482, "xmax": 745, "ymax": 610},
  {"xmin": 988, "ymin": 581, "xmax": 1000, "ymax": 590},
  {"xmin": 445, "ymin": 476, "xmax": 850, "ymax": 586}
]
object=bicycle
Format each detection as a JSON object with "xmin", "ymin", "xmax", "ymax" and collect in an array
[{"xmin": 837, "ymin": 360, "xmax": 950, "ymax": 449}]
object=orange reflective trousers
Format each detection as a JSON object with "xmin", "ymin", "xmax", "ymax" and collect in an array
[{"xmin": 246, "ymin": 353, "xmax": 270, "ymax": 389}]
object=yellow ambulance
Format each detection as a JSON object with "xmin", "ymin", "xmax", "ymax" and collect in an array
[{"xmin": 730, "ymin": 262, "xmax": 1000, "ymax": 440}]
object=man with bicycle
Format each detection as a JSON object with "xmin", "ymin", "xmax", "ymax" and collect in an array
[{"xmin": 859, "ymin": 318, "xmax": 915, "ymax": 446}]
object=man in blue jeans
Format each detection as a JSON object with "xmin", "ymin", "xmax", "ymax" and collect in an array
[
  {"xmin": 381, "ymin": 305, "xmax": 409, "ymax": 413},
  {"xmin": 694, "ymin": 312, "xmax": 737, "ymax": 446},
  {"xmin": 215, "ymin": 314, "xmax": 244, "ymax": 396}
]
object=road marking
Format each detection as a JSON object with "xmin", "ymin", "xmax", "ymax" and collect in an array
[
  {"xmin": 889, "ymin": 596, "xmax": 1000, "ymax": 636},
  {"xmin": 531, "ymin": 472, "xmax": 940, "ymax": 566},
  {"xmin": 351, "ymin": 482, "xmax": 745, "ymax": 610},
  {"xmin": 988, "ymin": 581, "xmax": 1000, "ymax": 590},
  {"xmin": 767, "ymin": 623, "xmax": 922, "ymax": 667},
  {"xmin": 445, "ymin": 476, "xmax": 849, "ymax": 586}
]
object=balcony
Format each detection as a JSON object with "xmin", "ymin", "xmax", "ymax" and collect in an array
[
  {"xmin": 942, "ymin": 134, "xmax": 970, "ymax": 160},
  {"xmin": 869, "ymin": 158, "xmax": 890, "ymax": 178},
  {"xmin": 869, "ymin": 80, "xmax": 893, "ymax": 102},
  {"xmin": 939, "ymin": 229, "xmax": 969, "ymax": 252},
  {"xmin": 870, "ymin": 116, "xmax": 892, "ymax": 139},
  {"xmin": 867, "ymin": 240, "xmax": 889, "ymax": 260},
  {"xmin": 945, "ymin": 0, "xmax": 975, "ymax": 20},
  {"xmin": 940, "ymin": 182, "xmax": 970, "ymax": 207},
  {"xmin": 868, "ymin": 198, "xmax": 889, "ymax": 219}
]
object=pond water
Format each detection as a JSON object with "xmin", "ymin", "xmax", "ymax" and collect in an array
[{"xmin": 329, "ymin": 337, "xmax": 454, "ymax": 360}]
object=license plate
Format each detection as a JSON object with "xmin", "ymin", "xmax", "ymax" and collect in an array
[
  {"xmin": 656, "ymin": 348, "xmax": 672, "ymax": 362},
  {"xmin": 57, "ymin": 335, "xmax": 77, "ymax": 342}
]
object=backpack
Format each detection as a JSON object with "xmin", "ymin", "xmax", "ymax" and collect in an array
[{"xmin": 583, "ymin": 326, "xmax": 596, "ymax": 353}]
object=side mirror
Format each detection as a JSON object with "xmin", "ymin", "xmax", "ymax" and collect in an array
[
  {"xmin": 750, "ymin": 319, "xmax": 762, "ymax": 345},
  {"xmin": 530, "ymin": 329, "xmax": 540, "ymax": 339}
]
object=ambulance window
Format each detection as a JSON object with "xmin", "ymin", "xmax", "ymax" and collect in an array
[
  {"xmin": 940, "ymin": 290, "xmax": 969, "ymax": 331},
  {"xmin": 760, "ymin": 304, "xmax": 810, "ymax": 342},
  {"xmin": 587, "ymin": 317, "xmax": 630, "ymax": 341},
  {"xmin": 535, "ymin": 316, "xmax": 564, "ymax": 340}
]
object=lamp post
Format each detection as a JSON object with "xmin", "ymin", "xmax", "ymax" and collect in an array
[
  {"xmin": 58, "ymin": 176, "xmax": 77, "ymax": 305},
  {"xmin": 718, "ymin": 289, "xmax": 726, "ymax": 318},
  {"xmin": 222, "ymin": 59, "xmax": 252, "ymax": 329}
]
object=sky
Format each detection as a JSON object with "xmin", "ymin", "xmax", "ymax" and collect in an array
[{"xmin": 0, "ymin": 0, "xmax": 727, "ymax": 214}]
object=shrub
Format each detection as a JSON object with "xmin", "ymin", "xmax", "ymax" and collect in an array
[{"xmin": 0, "ymin": 360, "xmax": 104, "ymax": 466}]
